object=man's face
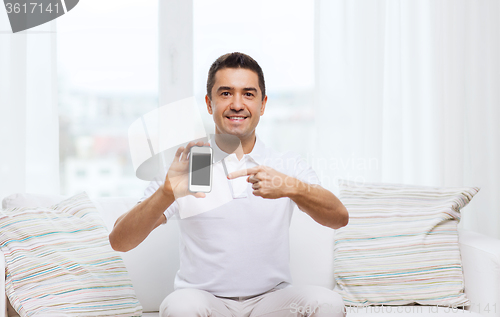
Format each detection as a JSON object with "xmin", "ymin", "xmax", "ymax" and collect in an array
[{"xmin": 206, "ymin": 68, "xmax": 267, "ymax": 140}]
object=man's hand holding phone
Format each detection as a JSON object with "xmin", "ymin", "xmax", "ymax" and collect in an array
[{"xmin": 161, "ymin": 141, "xmax": 210, "ymax": 200}]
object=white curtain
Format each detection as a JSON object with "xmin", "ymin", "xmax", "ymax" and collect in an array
[
  {"xmin": 315, "ymin": 0, "xmax": 500, "ymax": 238},
  {"xmin": 0, "ymin": 16, "xmax": 59, "ymax": 199}
]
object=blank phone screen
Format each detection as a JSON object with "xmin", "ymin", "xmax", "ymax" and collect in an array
[{"xmin": 191, "ymin": 153, "xmax": 211, "ymax": 186}]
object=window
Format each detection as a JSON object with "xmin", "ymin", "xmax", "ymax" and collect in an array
[
  {"xmin": 58, "ymin": 0, "xmax": 315, "ymax": 197},
  {"xmin": 57, "ymin": 0, "xmax": 157, "ymax": 197},
  {"xmin": 193, "ymin": 0, "xmax": 315, "ymax": 158}
]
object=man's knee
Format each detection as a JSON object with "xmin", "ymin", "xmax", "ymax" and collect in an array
[
  {"xmin": 290, "ymin": 286, "xmax": 345, "ymax": 317},
  {"xmin": 159, "ymin": 288, "xmax": 212, "ymax": 317}
]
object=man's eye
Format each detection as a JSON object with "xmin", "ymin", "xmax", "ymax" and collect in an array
[
  {"xmin": 221, "ymin": 92, "xmax": 230, "ymax": 96},
  {"xmin": 245, "ymin": 93, "xmax": 254, "ymax": 97}
]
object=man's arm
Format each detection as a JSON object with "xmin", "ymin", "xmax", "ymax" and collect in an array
[
  {"xmin": 287, "ymin": 181, "xmax": 348, "ymax": 229},
  {"xmin": 109, "ymin": 188, "xmax": 173, "ymax": 252},
  {"xmin": 227, "ymin": 166, "xmax": 349, "ymax": 229},
  {"xmin": 114, "ymin": 204, "xmax": 167, "ymax": 233},
  {"xmin": 109, "ymin": 141, "xmax": 209, "ymax": 252}
]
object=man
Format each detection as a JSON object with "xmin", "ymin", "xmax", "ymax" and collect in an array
[{"xmin": 109, "ymin": 52, "xmax": 348, "ymax": 317}]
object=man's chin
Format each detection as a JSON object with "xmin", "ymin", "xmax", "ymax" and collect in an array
[{"xmin": 217, "ymin": 129, "xmax": 252, "ymax": 139}]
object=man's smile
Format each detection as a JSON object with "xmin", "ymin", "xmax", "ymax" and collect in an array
[{"xmin": 225, "ymin": 115, "xmax": 248, "ymax": 122}]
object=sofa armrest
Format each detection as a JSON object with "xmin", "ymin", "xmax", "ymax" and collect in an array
[{"xmin": 459, "ymin": 229, "xmax": 500, "ymax": 317}]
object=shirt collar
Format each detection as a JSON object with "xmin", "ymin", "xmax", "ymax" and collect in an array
[
  {"xmin": 209, "ymin": 134, "xmax": 267, "ymax": 165},
  {"xmin": 246, "ymin": 134, "xmax": 266, "ymax": 165}
]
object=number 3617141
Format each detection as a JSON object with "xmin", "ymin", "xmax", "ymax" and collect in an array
[{"xmin": 5, "ymin": 2, "xmax": 60, "ymax": 14}]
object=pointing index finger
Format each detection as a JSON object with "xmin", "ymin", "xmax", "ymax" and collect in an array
[{"xmin": 227, "ymin": 166, "xmax": 259, "ymax": 179}]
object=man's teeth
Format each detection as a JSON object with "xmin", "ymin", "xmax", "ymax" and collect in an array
[{"xmin": 228, "ymin": 117, "xmax": 246, "ymax": 120}]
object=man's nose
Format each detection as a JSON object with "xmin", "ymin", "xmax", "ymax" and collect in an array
[{"xmin": 230, "ymin": 94, "xmax": 245, "ymax": 111}]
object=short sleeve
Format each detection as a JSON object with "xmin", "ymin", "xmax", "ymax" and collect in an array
[
  {"xmin": 281, "ymin": 151, "xmax": 320, "ymax": 186},
  {"xmin": 293, "ymin": 158, "xmax": 321, "ymax": 186},
  {"xmin": 281, "ymin": 153, "xmax": 321, "ymax": 210},
  {"xmin": 138, "ymin": 172, "xmax": 179, "ymax": 221}
]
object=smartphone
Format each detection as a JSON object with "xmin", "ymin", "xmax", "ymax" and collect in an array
[{"xmin": 189, "ymin": 146, "xmax": 213, "ymax": 193}]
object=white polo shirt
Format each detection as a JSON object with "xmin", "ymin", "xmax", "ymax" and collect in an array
[{"xmin": 140, "ymin": 136, "xmax": 320, "ymax": 297}]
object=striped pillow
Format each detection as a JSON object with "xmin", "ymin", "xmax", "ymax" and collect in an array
[
  {"xmin": 0, "ymin": 193, "xmax": 142, "ymax": 317},
  {"xmin": 334, "ymin": 180, "xmax": 479, "ymax": 306}
]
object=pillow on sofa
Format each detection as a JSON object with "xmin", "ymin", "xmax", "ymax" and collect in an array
[
  {"xmin": 0, "ymin": 192, "xmax": 142, "ymax": 317},
  {"xmin": 1, "ymin": 193, "xmax": 67, "ymax": 209},
  {"xmin": 334, "ymin": 179, "xmax": 479, "ymax": 307}
]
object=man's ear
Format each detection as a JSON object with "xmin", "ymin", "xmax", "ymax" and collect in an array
[
  {"xmin": 260, "ymin": 95, "xmax": 268, "ymax": 116},
  {"xmin": 205, "ymin": 95, "xmax": 213, "ymax": 115}
]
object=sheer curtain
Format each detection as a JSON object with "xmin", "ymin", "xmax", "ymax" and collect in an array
[
  {"xmin": 315, "ymin": 0, "xmax": 500, "ymax": 238},
  {"xmin": 0, "ymin": 16, "xmax": 59, "ymax": 199}
]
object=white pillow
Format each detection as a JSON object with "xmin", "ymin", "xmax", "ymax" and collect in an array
[
  {"xmin": 0, "ymin": 193, "xmax": 142, "ymax": 316},
  {"xmin": 334, "ymin": 180, "xmax": 479, "ymax": 307},
  {"xmin": 1, "ymin": 193, "xmax": 67, "ymax": 209}
]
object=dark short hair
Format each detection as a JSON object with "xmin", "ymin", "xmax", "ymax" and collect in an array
[{"xmin": 206, "ymin": 52, "xmax": 266, "ymax": 101}]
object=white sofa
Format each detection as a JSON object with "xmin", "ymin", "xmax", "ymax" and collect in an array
[{"xmin": 2, "ymin": 194, "xmax": 500, "ymax": 317}]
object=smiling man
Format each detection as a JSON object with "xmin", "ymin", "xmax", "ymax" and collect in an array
[{"xmin": 109, "ymin": 52, "xmax": 348, "ymax": 317}]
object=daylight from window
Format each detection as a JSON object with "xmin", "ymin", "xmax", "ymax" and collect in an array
[
  {"xmin": 57, "ymin": 0, "xmax": 158, "ymax": 197},
  {"xmin": 193, "ymin": 0, "xmax": 315, "ymax": 159},
  {"xmin": 58, "ymin": 0, "xmax": 314, "ymax": 197}
]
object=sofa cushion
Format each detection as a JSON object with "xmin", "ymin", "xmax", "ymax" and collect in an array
[
  {"xmin": 1, "ymin": 193, "xmax": 67, "ymax": 210},
  {"xmin": 334, "ymin": 180, "xmax": 479, "ymax": 306},
  {"xmin": 0, "ymin": 193, "xmax": 142, "ymax": 316},
  {"xmin": 2, "ymin": 193, "xmax": 179, "ymax": 313}
]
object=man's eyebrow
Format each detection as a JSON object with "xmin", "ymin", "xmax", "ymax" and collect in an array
[
  {"xmin": 217, "ymin": 86, "xmax": 233, "ymax": 92},
  {"xmin": 216, "ymin": 86, "xmax": 258, "ymax": 93},
  {"xmin": 242, "ymin": 87, "xmax": 258, "ymax": 93}
]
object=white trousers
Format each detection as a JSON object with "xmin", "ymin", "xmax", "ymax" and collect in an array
[{"xmin": 159, "ymin": 285, "xmax": 346, "ymax": 317}]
